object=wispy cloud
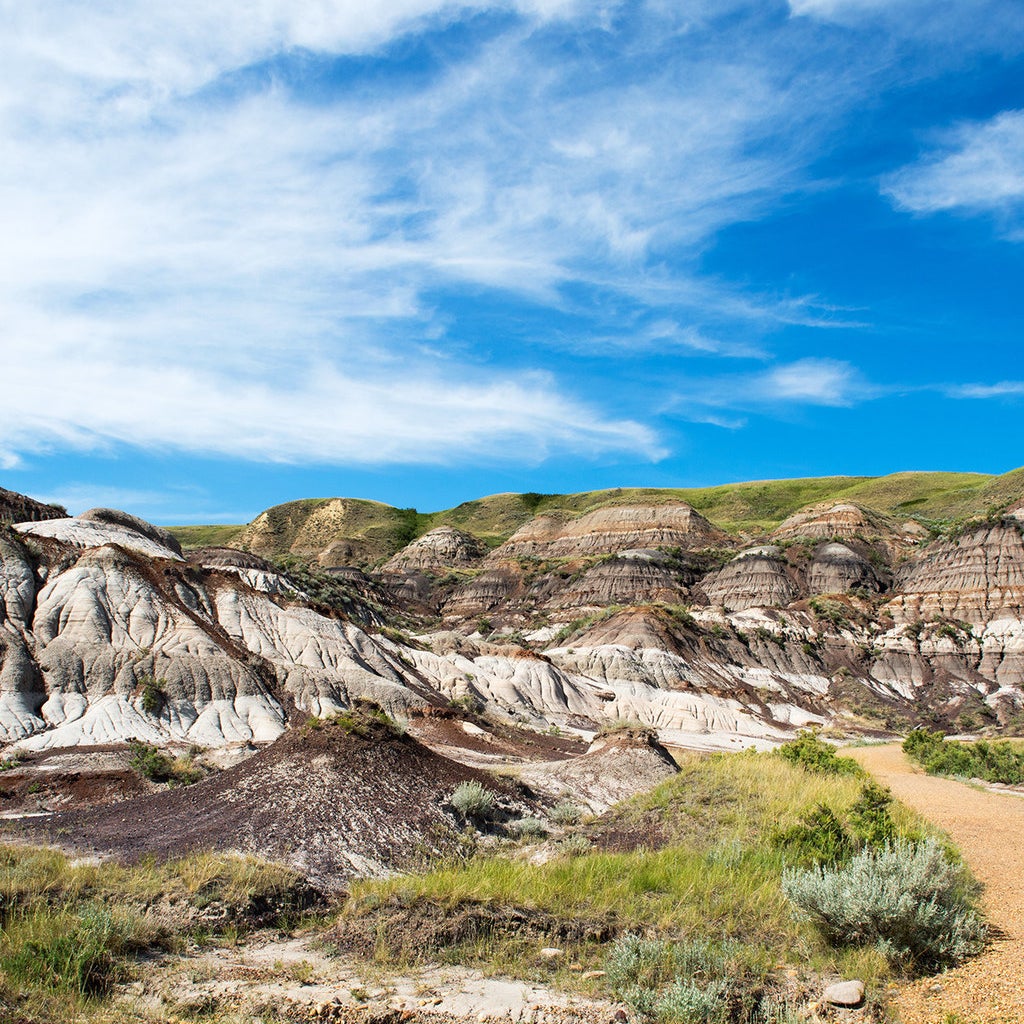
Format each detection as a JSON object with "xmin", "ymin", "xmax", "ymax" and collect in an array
[
  {"xmin": 948, "ymin": 381, "xmax": 1024, "ymax": 399},
  {"xmin": 0, "ymin": 1, "xmax": 830, "ymax": 470},
  {"xmin": 883, "ymin": 109, "xmax": 1024, "ymax": 227},
  {"xmin": 2, "ymin": 1, "xmax": 1019, "ymax": 476},
  {"xmin": 667, "ymin": 358, "xmax": 878, "ymax": 424}
]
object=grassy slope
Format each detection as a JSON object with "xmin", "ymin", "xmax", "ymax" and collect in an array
[
  {"xmin": 164, "ymin": 523, "xmax": 246, "ymax": 548},
  {"xmin": 341, "ymin": 748, "xmax": 933, "ymax": 984},
  {"xmin": 167, "ymin": 466, "xmax": 1024, "ymax": 557}
]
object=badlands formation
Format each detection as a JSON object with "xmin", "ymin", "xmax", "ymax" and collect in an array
[{"xmin": 2, "ymin": 472, "xmax": 1023, "ymax": 762}]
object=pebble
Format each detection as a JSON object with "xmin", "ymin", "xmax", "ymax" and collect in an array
[{"xmin": 539, "ymin": 947, "xmax": 563, "ymax": 958}]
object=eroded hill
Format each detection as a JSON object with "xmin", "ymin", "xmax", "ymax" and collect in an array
[{"xmin": 0, "ymin": 471, "xmax": 1022, "ymax": 760}]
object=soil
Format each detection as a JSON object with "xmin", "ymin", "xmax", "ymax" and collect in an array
[
  {"xmin": 5, "ymin": 716, "xmax": 525, "ymax": 890},
  {"xmin": 0, "ymin": 745, "xmax": 154, "ymax": 817},
  {"xmin": 850, "ymin": 743, "xmax": 1024, "ymax": 1024}
]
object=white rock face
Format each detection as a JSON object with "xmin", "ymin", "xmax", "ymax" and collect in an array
[
  {"xmin": 5, "ymin": 500, "xmax": 1023, "ymax": 751},
  {"xmin": 15, "ymin": 517, "xmax": 184, "ymax": 561},
  {"xmin": 0, "ymin": 515, "xmax": 442, "ymax": 749}
]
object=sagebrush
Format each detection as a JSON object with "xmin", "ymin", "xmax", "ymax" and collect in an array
[{"xmin": 783, "ymin": 839, "xmax": 985, "ymax": 971}]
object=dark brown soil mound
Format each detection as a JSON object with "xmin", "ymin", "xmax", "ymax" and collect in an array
[
  {"xmin": 0, "ymin": 485, "xmax": 66, "ymax": 524},
  {"xmin": 12, "ymin": 714, "xmax": 514, "ymax": 889}
]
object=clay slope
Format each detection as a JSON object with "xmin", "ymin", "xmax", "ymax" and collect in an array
[
  {"xmin": 0, "ymin": 513, "xmax": 441, "ymax": 750},
  {"xmin": 885, "ymin": 518, "xmax": 1024, "ymax": 625},
  {"xmin": 0, "ymin": 486, "xmax": 66, "ymax": 525},
  {"xmin": 491, "ymin": 503, "xmax": 727, "ymax": 560},
  {"xmin": 6, "ymin": 472, "xmax": 1024, "ymax": 755},
  {"xmin": 15, "ymin": 714, "xmax": 504, "ymax": 888},
  {"xmin": 512, "ymin": 728, "xmax": 679, "ymax": 813}
]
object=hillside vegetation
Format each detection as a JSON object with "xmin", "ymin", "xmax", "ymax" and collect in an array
[{"xmin": 167, "ymin": 467, "xmax": 1023, "ymax": 562}]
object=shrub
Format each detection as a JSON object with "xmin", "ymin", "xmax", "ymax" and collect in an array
[
  {"xmin": 557, "ymin": 834, "xmax": 591, "ymax": 857},
  {"xmin": 128, "ymin": 741, "xmax": 175, "ymax": 782},
  {"xmin": 778, "ymin": 732, "xmax": 863, "ymax": 777},
  {"xmin": 848, "ymin": 781, "xmax": 898, "ymax": 847},
  {"xmin": 782, "ymin": 839, "xmax": 986, "ymax": 971},
  {"xmin": 904, "ymin": 729, "xmax": 1024, "ymax": 785},
  {"xmin": 127, "ymin": 741, "xmax": 202, "ymax": 785},
  {"xmin": 548, "ymin": 799, "xmax": 583, "ymax": 825},
  {"xmin": 773, "ymin": 804, "xmax": 854, "ymax": 865},
  {"xmin": 508, "ymin": 817, "xmax": 547, "ymax": 840},
  {"xmin": 449, "ymin": 780, "xmax": 495, "ymax": 821},
  {"xmin": 652, "ymin": 979, "xmax": 729, "ymax": 1024},
  {"xmin": 138, "ymin": 674, "xmax": 166, "ymax": 716},
  {"xmin": 606, "ymin": 935, "xmax": 768, "ymax": 1023}
]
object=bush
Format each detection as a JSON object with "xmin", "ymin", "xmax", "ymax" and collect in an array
[
  {"xmin": 904, "ymin": 729, "xmax": 1024, "ymax": 785},
  {"xmin": 127, "ymin": 741, "xmax": 202, "ymax": 785},
  {"xmin": 773, "ymin": 804, "xmax": 854, "ymax": 865},
  {"xmin": 128, "ymin": 741, "xmax": 175, "ymax": 782},
  {"xmin": 449, "ymin": 780, "xmax": 495, "ymax": 821},
  {"xmin": 848, "ymin": 781, "xmax": 898, "ymax": 847},
  {"xmin": 548, "ymin": 799, "xmax": 583, "ymax": 825},
  {"xmin": 138, "ymin": 674, "xmax": 166, "ymax": 716},
  {"xmin": 651, "ymin": 979, "xmax": 728, "ymax": 1023},
  {"xmin": 606, "ymin": 935, "xmax": 768, "ymax": 1023},
  {"xmin": 557, "ymin": 834, "xmax": 591, "ymax": 857},
  {"xmin": 508, "ymin": 817, "xmax": 547, "ymax": 839},
  {"xmin": 778, "ymin": 732, "xmax": 863, "ymax": 777},
  {"xmin": 782, "ymin": 839, "xmax": 986, "ymax": 971}
]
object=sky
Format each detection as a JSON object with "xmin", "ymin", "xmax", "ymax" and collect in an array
[{"xmin": 1, "ymin": 0, "xmax": 1023, "ymax": 524}]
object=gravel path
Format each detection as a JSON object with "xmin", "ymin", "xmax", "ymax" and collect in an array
[{"xmin": 849, "ymin": 743, "xmax": 1024, "ymax": 1024}]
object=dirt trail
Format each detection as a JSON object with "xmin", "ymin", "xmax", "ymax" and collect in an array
[{"xmin": 849, "ymin": 743, "xmax": 1024, "ymax": 1024}]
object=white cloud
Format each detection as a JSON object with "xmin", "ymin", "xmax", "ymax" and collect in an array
[
  {"xmin": 950, "ymin": 381, "xmax": 1024, "ymax": 399},
  {"xmin": 789, "ymin": 0, "xmax": 888, "ymax": 16},
  {"xmin": 760, "ymin": 358, "xmax": 869, "ymax": 406},
  {"xmin": 884, "ymin": 109, "xmax": 1024, "ymax": 218},
  {"xmin": 0, "ymin": 1, "xmax": 835, "ymax": 471},
  {"xmin": 667, "ymin": 358, "xmax": 876, "ymax": 422}
]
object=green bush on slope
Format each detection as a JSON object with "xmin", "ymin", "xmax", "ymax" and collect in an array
[
  {"xmin": 903, "ymin": 728, "xmax": 1024, "ymax": 785},
  {"xmin": 783, "ymin": 839, "xmax": 985, "ymax": 972}
]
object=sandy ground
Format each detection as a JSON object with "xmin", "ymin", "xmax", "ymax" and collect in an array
[
  {"xmin": 849, "ymin": 744, "xmax": 1024, "ymax": 1024},
  {"xmin": 132, "ymin": 932, "xmax": 619, "ymax": 1023}
]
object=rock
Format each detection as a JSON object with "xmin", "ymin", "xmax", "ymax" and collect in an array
[
  {"xmin": 581, "ymin": 970, "xmax": 606, "ymax": 980},
  {"xmin": 552, "ymin": 550, "xmax": 692, "ymax": 611},
  {"xmin": 823, "ymin": 980, "xmax": 865, "ymax": 1007},
  {"xmin": 0, "ymin": 485, "xmax": 66, "ymax": 524},
  {"xmin": 383, "ymin": 527, "xmax": 485, "ymax": 572},
  {"xmin": 539, "ymin": 947, "xmax": 563, "ymax": 958},
  {"xmin": 773, "ymin": 502, "xmax": 909, "ymax": 559},
  {"xmin": 492, "ymin": 503, "xmax": 728, "ymax": 560},
  {"xmin": 699, "ymin": 546, "xmax": 796, "ymax": 611},
  {"xmin": 807, "ymin": 542, "xmax": 883, "ymax": 596},
  {"xmin": 886, "ymin": 520, "xmax": 1024, "ymax": 626}
]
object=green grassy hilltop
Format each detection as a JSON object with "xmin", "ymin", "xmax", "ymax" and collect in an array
[{"xmin": 168, "ymin": 466, "xmax": 1023, "ymax": 563}]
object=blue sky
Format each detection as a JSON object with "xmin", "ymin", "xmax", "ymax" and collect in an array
[{"xmin": 2, "ymin": 0, "xmax": 1023, "ymax": 524}]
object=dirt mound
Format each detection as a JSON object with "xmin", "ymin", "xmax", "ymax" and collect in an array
[
  {"xmin": 0, "ymin": 746, "xmax": 153, "ymax": 816},
  {"xmin": 79, "ymin": 507, "xmax": 184, "ymax": 557},
  {"xmin": 188, "ymin": 546, "xmax": 280, "ymax": 571},
  {"xmin": 13, "ymin": 713, "xmax": 512, "ymax": 889},
  {"xmin": 511, "ymin": 727, "xmax": 679, "ymax": 813},
  {"xmin": 0, "ymin": 486, "xmax": 66, "ymax": 525}
]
